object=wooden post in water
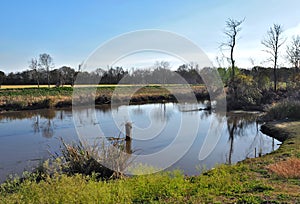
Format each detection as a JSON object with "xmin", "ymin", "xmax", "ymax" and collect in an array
[
  {"xmin": 125, "ymin": 122, "xmax": 132, "ymax": 141},
  {"xmin": 125, "ymin": 139, "xmax": 132, "ymax": 154},
  {"xmin": 258, "ymin": 148, "xmax": 262, "ymax": 157}
]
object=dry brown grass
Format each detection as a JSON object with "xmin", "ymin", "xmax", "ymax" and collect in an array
[
  {"xmin": 1, "ymin": 85, "xmax": 60, "ymax": 89},
  {"xmin": 266, "ymin": 158, "xmax": 300, "ymax": 178}
]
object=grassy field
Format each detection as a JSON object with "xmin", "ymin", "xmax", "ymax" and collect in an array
[
  {"xmin": 1, "ymin": 85, "xmax": 60, "ymax": 89},
  {"xmin": 0, "ymin": 120, "xmax": 299, "ymax": 203},
  {"xmin": 0, "ymin": 84, "xmax": 205, "ymax": 89},
  {"xmin": 0, "ymin": 85, "xmax": 208, "ymax": 111}
]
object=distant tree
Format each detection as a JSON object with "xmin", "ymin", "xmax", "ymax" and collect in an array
[
  {"xmin": 286, "ymin": 35, "xmax": 300, "ymax": 70},
  {"xmin": 252, "ymin": 66, "xmax": 271, "ymax": 90},
  {"xmin": 261, "ymin": 24, "xmax": 285, "ymax": 91},
  {"xmin": 176, "ymin": 63, "xmax": 203, "ymax": 84},
  {"xmin": 39, "ymin": 53, "xmax": 54, "ymax": 88},
  {"xmin": 221, "ymin": 18, "xmax": 244, "ymax": 98},
  {"xmin": 58, "ymin": 66, "xmax": 76, "ymax": 86},
  {"xmin": 0, "ymin": 71, "xmax": 5, "ymax": 88},
  {"xmin": 154, "ymin": 61, "xmax": 171, "ymax": 84},
  {"xmin": 71, "ymin": 63, "xmax": 83, "ymax": 86},
  {"xmin": 29, "ymin": 58, "xmax": 40, "ymax": 88}
]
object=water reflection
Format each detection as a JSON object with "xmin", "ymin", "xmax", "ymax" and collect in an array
[
  {"xmin": 31, "ymin": 115, "xmax": 55, "ymax": 138},
  {"xmin": 224, "ymin": 112, "xmax": 275, "ymax": 165},
  {"xmin": 41, "ymin": 119, "xmax": 54, "ymax": 138},
  {"xmin": 0, "ymin": 103, "xmax": 280, "ymax": 182},
  {"xmin": 226, "ymin": 113, "xmax": 258, "ymax": 164},
  {"xmin": 152, "ymin": 103, "xmax": 172, "ymax": 122}
]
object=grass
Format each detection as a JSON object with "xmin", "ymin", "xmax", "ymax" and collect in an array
[
  {"xmin": 0, "ymin": 85, "xmax": 208, "ymax": 111},
  {"xmin": 45, "ymin": 138, "xmax": 132, "ymax": 179},
  {"xmin": 0, "ymin": 85, "xmax": 62, "ymax": 89},
  {"xmin": 0, "ymin": 84, "xmax": 197, "ymax": 89},
  {"xmin": 266, "ymin": 158, "xmax": 300, "ymax": 179},
  {"xmin": 263, "ymin": 100, "xmax": 300, "ymax": 121},
  {"xmin": 0, "ymin": 165, "xmax": 275, "ymax": 204}
]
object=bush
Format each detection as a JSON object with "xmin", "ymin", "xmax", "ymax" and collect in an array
[{"xmin": 263, "ymin": 100, "xmax": 300, "ymax": 121}]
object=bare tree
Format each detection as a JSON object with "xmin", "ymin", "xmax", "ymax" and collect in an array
[
  {"xmin": 286, "ymin": 35, "xmax": 300, "ymax": 70},
  {"xmin": 249, "ymin": 57, "xmax": 256, "ymax": 67},
  {"xmin": 221, "ymin": 18, "xmax": 244, "ymax": 100},
  {"xmin": 215, "ymin": 56, "xmax": 225, "ymax": 68},
  {"xmin": 222, "ymin": 18, "xmax": 244, "ymax": 82},
  {"xmin": 261, "ymin": 24, "xmax": 285, "ymax": 91},
  {"xmin": 29, "ymin": 58, "xmax": 40, "ymax": 88},
  {"xmin": 154, "ymin": 61, "xmax": 171, "ymax": 84},
  {"xmin": 39, "ymin": 53, "xmax": 54, "ymax": 88}
]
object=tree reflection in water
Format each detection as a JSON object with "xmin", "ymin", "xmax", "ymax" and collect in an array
[
  {"xmin": 41, "ymin": 119, "xmax": 54, "ymax": 138},
  {"xmin": 34, "ymin": 110, "xmax": 56, "ymax": 138},
  {"xmin": 225, "ymin": 112, "xmax": 266, "ymax": 164}
]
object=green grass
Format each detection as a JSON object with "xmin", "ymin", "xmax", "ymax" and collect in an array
[
  {"xmin": 0, "ymin": 87, "xmax": 73, "ymax": 97},
  {"xmin": 0, "ymin": 165, "xmax": 275, "ymax": 204}
]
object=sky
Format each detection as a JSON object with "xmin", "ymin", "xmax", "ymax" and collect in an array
[{"xmin": 1, "ymin": 0, "xmax": 300, "ymax": 73}]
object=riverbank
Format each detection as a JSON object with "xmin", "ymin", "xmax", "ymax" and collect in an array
[
  {"xmin": 0, "ymin": 120, "xmax": 299, "ymax": 203},
  {"xmin": 0, "ymin": 85, "xmax": 209, "ymax": 112}
]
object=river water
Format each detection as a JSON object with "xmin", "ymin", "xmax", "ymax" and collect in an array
[{"xmin": 0, "ymin": 102, "xmax": 280, "ymax": 181}]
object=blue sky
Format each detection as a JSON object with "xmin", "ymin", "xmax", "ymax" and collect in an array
[{"xmin": 1, "ymin": 0, "xmax": 300, "ymax": 72}]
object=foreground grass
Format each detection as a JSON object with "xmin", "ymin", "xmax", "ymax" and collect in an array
[
  {"xmin": 1, "ymin": 121, "xmax": 300, "ymax": 203},
  {"xmin": 0, "ymin": 165, "xmax": 277, "ymax": 204}
]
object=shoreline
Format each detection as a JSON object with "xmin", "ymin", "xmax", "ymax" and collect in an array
[{"xmin": 0, "ymin": 86, "xmax": 210, "ymax": 112}]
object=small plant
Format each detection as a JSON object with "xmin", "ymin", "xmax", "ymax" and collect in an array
[{"xmin": 266, "ymin": 158, "xmax": 300, "ymax": 178}]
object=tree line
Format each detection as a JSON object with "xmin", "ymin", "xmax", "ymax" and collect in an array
[
  {"xmin": 0, "ymin": 59, "xmax": 298, "ymax": 88},
  {"xmin": 0, "ymin": 18, "xmax": 299, "ymax": 90}
]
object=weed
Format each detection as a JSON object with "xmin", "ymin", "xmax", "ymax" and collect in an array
[{"xmin": 266, "ymin": 158, "xmax": 300, "ymax": 178}]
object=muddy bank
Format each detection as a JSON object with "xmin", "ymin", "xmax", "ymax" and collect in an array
[{"xmin": 261, "ymin": 121, "xmax": 293, "ymax": 142}]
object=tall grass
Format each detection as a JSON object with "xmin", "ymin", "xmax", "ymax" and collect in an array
[
  {"xmin": 263, "ymin": 100, "xmax": 300, "ymax": 121},
  {"xmin": 45, "ymin": 138, "xmax": 132, "ymax": 179},
  {"xmin": 266, "ymin": 158, "xmax": 300, "ymax": 178}
]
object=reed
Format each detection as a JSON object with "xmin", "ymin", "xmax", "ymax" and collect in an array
[{"xmin": 44, "ymin": 138, "xmax": 132, "ymax": 180}]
